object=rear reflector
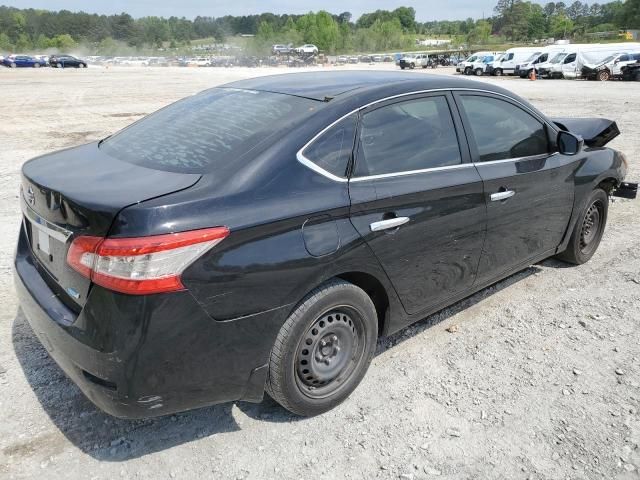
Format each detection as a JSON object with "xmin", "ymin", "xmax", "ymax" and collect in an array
[{"xmin": 67, "ymin": 227, "xmax": 229, "ymax": 295}]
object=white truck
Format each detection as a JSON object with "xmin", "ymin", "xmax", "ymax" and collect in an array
[{"xmin": 399, "ymin": 53, "xmax": 431, "ymax": 69}]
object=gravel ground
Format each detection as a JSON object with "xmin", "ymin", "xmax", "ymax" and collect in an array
[{"xmin": 0, "ymin": 64, "xmax": 638, "ymax": 480}]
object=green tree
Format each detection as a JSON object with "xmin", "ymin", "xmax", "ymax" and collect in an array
[
  {"xmin": 51, "ymin": 33, "xmax": 76, "ymax": 51},
  {"xmin": 550, "ymin": 14, "xmax": 574, "ymax": 37},
  {"xmin": 0, "ymin": 32, "xmax": 13, "ymax": 50}
]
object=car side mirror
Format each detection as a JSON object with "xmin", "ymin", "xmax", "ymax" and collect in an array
[{"xmin": 557, "ymin": 131, "xmax": 583, "ymax": 156}]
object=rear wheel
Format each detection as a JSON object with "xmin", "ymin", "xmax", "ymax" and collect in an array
[
  {"xmin": 409, "ymin": 63, "xmax": 415, "ymax": 69},
  {"xmin": 556, "ymin": 188, "xmax": 608, "ymax": 265},
  {"xmin": 33, "ymin": 63, "xmax": 40, "ymax": 68},
  {"xmin": 597, "ymin": 70, "xmax": 610, "ymax": 81},
  {"xmin": 266, "ymin": 279, "xmax": 378, "ymax": 416}
]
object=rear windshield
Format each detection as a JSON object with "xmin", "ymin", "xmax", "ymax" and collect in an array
[{"xmin": 100, "ymin": 88, "xmax": 320, "ymax": 173}]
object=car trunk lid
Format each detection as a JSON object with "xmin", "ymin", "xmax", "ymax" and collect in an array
[{"xmin": 20, "ymin": 142, "xmax": 201, "ymax": 309}]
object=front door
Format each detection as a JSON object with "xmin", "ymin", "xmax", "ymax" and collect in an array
[
  {"xmin": 453, "ymin": 92, "xmax": 575, "ymax": 285},
  {"xmin": 348, "ymin": 93, "xmax": 486, "ymax": 316}
]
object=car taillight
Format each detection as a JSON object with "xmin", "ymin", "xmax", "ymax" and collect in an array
[{"xmin": 67, "ymin": 227, "xmax": 229, "ymax": 295}]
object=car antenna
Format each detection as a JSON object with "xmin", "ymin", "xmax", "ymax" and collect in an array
[{"xmin": 323, "ymin": 96, "xmax": 334, "ymax": 102}]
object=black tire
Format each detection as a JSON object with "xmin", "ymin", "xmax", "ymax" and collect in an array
[
  {"xmin": 464, "ymin": 67, "xmax": 471, "ymax": 75},
  {"xmin": 266, "ymin": 279, "xmax": 378, "ymax": 416},
  {"xmin": 475, "ymin": 68, "xmax": 483, "ymax": 76},
  {"xmin": 409, "ymin": 63, "xmax": 415, "ymax": 69},
  {"xmin": 556, "ymin": 188, "xmax": 608, "ymax": 265},
  {"xmin": 597, "ymin": 70, "xmax": 610, "ymax": 81},
  {"xmin": 494, "ymin": 68, "xmax": 503, "ymax": 76},
  {"xmin": 56, "ymin": 62, "xmax": 63, "ymax": 68},
  {"xmin": 10, "ymin": 62, "xmax": 16, "ymax": 68}
]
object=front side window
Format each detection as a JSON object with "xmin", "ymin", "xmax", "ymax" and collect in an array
[
  {"xmin": 458, "ymin": 95, "xmax": 548, "ymax": 162},
  {"xmin": 301, "ymin": 115, "xmax": 356, "ymax": 178},
  {"xmin": 356, "ymin": 96, "xmax": 462, "ymax": 177},
  {"xmin": 564, "ymin": 53, "xmax": 576, "ymax": 63}
]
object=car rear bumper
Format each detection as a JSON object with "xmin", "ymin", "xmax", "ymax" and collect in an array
[{"xmin": 14, "ymin": 227, "xmax": 287, "ymax": 419}]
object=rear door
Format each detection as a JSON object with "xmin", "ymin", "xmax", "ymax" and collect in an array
[
  {"xmin": 453, "ymin": 92, "xmax": 575, "ymax": 285},
  {"xmin": 348, "ymin": 92, "xmax": 486, "ymax": 316}
]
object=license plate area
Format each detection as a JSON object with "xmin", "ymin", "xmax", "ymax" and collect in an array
[{"xmin": 25, "ymin": 216, "xmax": 69, "ymax": 281}]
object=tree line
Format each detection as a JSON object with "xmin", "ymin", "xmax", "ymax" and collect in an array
[{"xmin": 0, "ymin": 1, "xmax": 638, "ymax": 55}]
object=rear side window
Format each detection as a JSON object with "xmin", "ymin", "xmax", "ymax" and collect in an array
[
  {"xmin": 356, "ymin": 96, "xmax": 462, "ymax": 177},
  {"xmin": 101, "ymin": 88, "xmax": 319, "ymax": 174},
  {"xmin": 458, "ymin": 95, "xmax": 548, "ymax": 162},
  {"xmin": 301, "ymin": 115, "xmax": 356, "ymax": 178}
]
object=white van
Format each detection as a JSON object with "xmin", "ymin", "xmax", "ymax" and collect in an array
[
  {"xmin": 582, "ymin": 51, "xmax": 640, "ymax": 80},
  {"xmin": 489, "ymin": 47, "xmax": 541, "ymax": 76},
  {"xmin": 468, "ymin": 53, "xmax": 503, "ymax": 76},
  {"xmin": 514, "ymin": 45, "xmax": 569, "ymax": 78},
  {"xmin": 456, "ymin": 51, "xmax": 499, "ymax": 75},
  {"xmin": 537, "ymin": 51, "xmax": 569, "ymax": 78},
  {"xmin": 559, "ymin": 43, "xmax": 640, "ymax": 78}
]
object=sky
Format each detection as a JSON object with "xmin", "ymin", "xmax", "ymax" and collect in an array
[{"xmin": 1, "ymin": 0, "xmax": 507, "ymax": 22}]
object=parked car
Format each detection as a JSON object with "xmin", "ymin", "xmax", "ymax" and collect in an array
[
  {"xmin": 2, "ymin": 55, "xmax": 47, "ymax": 68},
  {"xmin": 272, "ymin": 44, "xmax": 294, "ymax": 55},
  {"xmin": 297, "ymin": 44, "xmax": 319, "ymax": 55},
  {"xmin": 348, "ymin": 55, "xmax": 359, "ymax": 64},
  {"xmin": 621, "ymin": 62, "xmax": 640, "ymax": 81},
  {"xmin": 15, "ymin": 72, "xmax": 636, "ymax": 419},
  {"xmin": 582, "ymin": 52, "xmax": 640, "ymax": 81},
  {"xmin": 49, "ymin": 55, "xmax": 87, "ymax": 68},
  {"xmin": 187, "ymin": 57, "xmax": 212, "ymax": 67}
]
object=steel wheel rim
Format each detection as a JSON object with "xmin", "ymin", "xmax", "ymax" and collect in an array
[
  {"xmin": 580, "ymin": 200, "xmax": 603, "ymax": 253},
  {"xmin": 294, "ymin": 306, "xmax": 365, "ymax": 399}
]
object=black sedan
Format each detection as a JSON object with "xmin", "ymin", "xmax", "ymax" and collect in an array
[
  {"xmin": 14, "ymin": 72, "xmax": 636, "ymax": 419},
  {"xmin": 49, "ymin": 54, "xmax": 87, "ymax": 68}
]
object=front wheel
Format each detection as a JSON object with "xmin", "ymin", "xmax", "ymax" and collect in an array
[
  {"xmin": 475, "ymin": 68, "xmax": 483, "ymax": 76},
  {"xmin": 556, "ymin": 188, "xmax": 608, "ymax": 265},
  {"xmin": 56, "ymin": 62, "xmax": 63, "ymax": 68},
  {"xmin": 494, "ymin": 68, "xmax": 503, "ymax": 76},
  {"xmin": 409, "ymin": 63, "xmax": 415, "ymax": 69},
  {"xmin": 597, "ymin": 70, "xmax": 610, "ymax": 81},
  {"xmin": 10, "ymin": 62, "xmax": 16, "ymax": 68},
  {"xmin": 266, "ymin": 279, "xmax": 378, "ymax": 416}
]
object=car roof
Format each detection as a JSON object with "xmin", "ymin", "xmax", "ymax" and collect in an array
[{"xmin": 224, "ymin": 71, "xmax": 508, "ymax": 102}]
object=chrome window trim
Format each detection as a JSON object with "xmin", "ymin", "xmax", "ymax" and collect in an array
[
  {"xmin": 473, "ymin": 152, "xmax": 557, "ymax": 166},
  {"xmin": 296, "ymin": 87, "xmax": 556, "ymax": 183},
  {"xmin": 21, "ymin": 195, "xmax": 73, "ymax": 243},
  {"xmin": 350, "ymin": 163, "xmax": 475, "ymax": 183}
]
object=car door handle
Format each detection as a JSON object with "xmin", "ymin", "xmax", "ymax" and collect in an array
[
  {"xmin": 370, "ymin": 217, "xmax": 410, "ymax": 232},
  {"xmin": 490, "ymin": 190, "xmax": 515, "ymax": 202}
]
